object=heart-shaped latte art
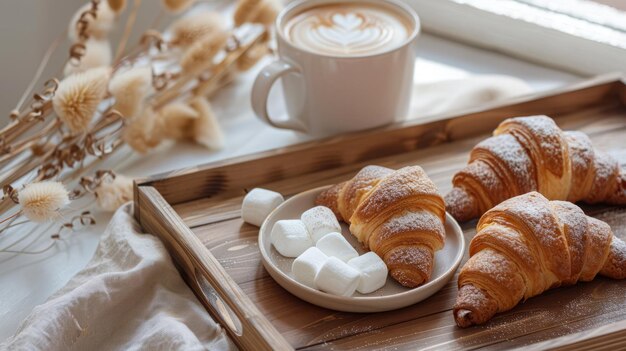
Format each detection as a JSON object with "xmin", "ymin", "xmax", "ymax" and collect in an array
[
  {"xmin": 284, "ymin": 4, "xmax": 410, "ymax": 56},
  {"xmin": 332, "ymin": 13, "xmax": 363, "ymax": 31},
  {"xmin": 314, "ymin": 12, "xmax": 384, "ymax": 49}
]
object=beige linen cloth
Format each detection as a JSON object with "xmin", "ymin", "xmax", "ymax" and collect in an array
[
  {"xmin": 1, "ymin": 205, "xmax": 235, "ymax": 351},
  {"xmin": 1, "ymin": 75, "xmax": 531, "ymax": 350}
]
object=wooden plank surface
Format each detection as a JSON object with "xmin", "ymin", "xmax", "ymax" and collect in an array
[
  {"xmin": 175, "ymin": 105, "xmax": 626, "ymax": 349},
  {"xmin": 135, "ymin": 78, "xmax": 626, "ymax": 350},
  {"xmin": 178, "ymin": 104, "xmax": 626, "ymax": 229}
]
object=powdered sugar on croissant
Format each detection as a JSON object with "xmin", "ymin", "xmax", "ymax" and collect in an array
[
  {"xmin": 446, "ymin": 115, "xmax": 626, "ymax": 222},
  {"xmin": 316, "ymin": 165, "xmax": 446, "ymax": 288},
  {"xmin": 454, "ymin": 192, "xmax": 626, "ymax": 327}
]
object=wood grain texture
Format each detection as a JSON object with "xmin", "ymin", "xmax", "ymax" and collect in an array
[
  {"xmin": 135, "ymin": 77, "xmax": 626, "ymax": 350},
  {"xmin": 519, "ymin": 319, "xmax": 626, "ymax": 351},
  {"xmin": 177, "ymin": 104, "xmax": 626, "ymax": 230}
]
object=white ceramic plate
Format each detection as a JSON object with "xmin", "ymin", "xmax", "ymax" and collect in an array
[{"xmin": 258, "ymin": 185, "xmax": 465, "ymax": 313}]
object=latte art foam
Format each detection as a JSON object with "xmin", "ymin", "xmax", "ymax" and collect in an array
[{"xmin": 284, "ymin": 3, "xmax": 412, "ymax": 56}]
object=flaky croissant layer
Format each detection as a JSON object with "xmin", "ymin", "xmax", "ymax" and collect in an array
[
  {"xmin": 453, "ymin": 192, "xmax": 626, "ymax": 327},
  {"xmin": 446, "ymin": 115, "xmax": 626, "ymax": 222},
  {"xmin": 316, "ymin": 165, "xmax": 446, "ymax": 288}
]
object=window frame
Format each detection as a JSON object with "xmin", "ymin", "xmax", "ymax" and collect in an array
[{"xmin": 404, "ymin": 0, "xmax": 626, "ymax": 75}]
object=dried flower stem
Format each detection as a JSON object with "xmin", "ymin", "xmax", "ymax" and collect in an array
[
  {"xmin": 195, "ymin": 33, "xmax": 265, "ymax": 97},
  {"xmin": 114, "ymin": 0, "xmax": 143, "ymax": 63},
  {"xmin": 0, "ymin": 106, "xmax": 120, "ymax": 178},
  {"xmin": 0, "ymin": 120, "xmax": 61, "ymax": 167},
  {"xmin": 0, "ymin": 218, "xmax": 30, "ymax": 233},
  {"xmin": 0, "ymin": 80, "xmax": 58, "ymax": 152},
  {"xmin": 0, "ymin": 243, "xmax": 55, "ymax": 255},
  {"xmin": 0, "ymin": 118, "xmax": 124, "ymax": 217},
  {"xmin": 0, "ymin": 226, "xmax": 56, "ymax": 254},
  {"xmin": 0, "ymin": 211, "xmax": 21, "ymax": 225},
  {"xmin": 60, "ymin": 139, "xmax": 124, "ymax": 185},
  {"xmin": 14, "ymin": 34, "xmax": 65, "ymax": 114},
  {"xmin": 1, "ymin": 102, "xmax": 54, "ymax": 143},
  {"xmin": 0, "ymin": 154, "xmax": 51, "ymax": 188},
  {"xmin": 152, "ymin": 27, "xmax": 265, "ymax": 109}
]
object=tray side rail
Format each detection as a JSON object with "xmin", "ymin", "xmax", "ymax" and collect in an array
[
  {"xmin": 137, "ymin": 75, "xmax": 625, "ymax": 210},
  {"xmin": 136, "ymin": 185, "xmax": 293, "ymax": 351}
]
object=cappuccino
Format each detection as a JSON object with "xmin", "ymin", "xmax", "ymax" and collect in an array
[{"xmin": 283, "ymin": 2, "xmax": 413, "ymax": 57}]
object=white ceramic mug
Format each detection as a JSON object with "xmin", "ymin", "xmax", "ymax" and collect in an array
[{"xmin": 251, "ymin": 0, "xmax": 420, "ymax": 137}]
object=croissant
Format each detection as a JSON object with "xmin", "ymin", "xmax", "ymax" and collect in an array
[
  {"xmin": 445, "ymin": 115, "xmax": 626, "ymax": 222},
  {"xmin": 316, "ymin": 165, "xmax": 446, "ymax": 288},
  {"xmin": 454, "ymin": 192, "xmax": 626, "ymax": 327}
]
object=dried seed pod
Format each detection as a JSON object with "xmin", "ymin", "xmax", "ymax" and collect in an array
[
  {"xmin": 108, "ymin": 66, "xmax": 152, "ymax": 119},
  {"xmin": 180, "ymin": 30, "xmax": 229, "ymax": 73},
  {"xmin": 253, "ymin": 0, "xmax": 281, "ymax": 26},
  {"xmin": 107, "ymin": 0, "xmax": 127, "ymax": 13},
  {"xmin": 68, "ymin": 2, "xmax": 116, "ymax": 42},
  {"xmin": 233, "ymin": 0, "xmax": 262, "ymax": 26},
  {"xmin": 167, "ymin": 10, "xmax": 226, "ymax": 49},
  {"xmin": 53, "ymin": 67, "xmax": 111, "ymax": 134},
  {"xmin": 94, "ymin": 174, "xmax": 133, "ymax": 211},
  {"xmin": 122, "ymin": 107, "xmax": 161, "ymax": 153},
  {"xmin": 156, "ymin": 102, "xmax": 199, "ymax": 140},
  {"xmin": 63, "ymin": 39, "xmax": 112, "ymax": 77},
  {"xmin": 18, "ymin": 182, "xmax": 70, "ymax": 222},
  {"xmin": 162, "ymin": 0, "xmax": 195, "ymax": 13},
  {"xmin": 189, "ymin": 97, "xmax": 224, "ymax": 149}
]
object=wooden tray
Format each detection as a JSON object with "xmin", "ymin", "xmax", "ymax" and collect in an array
[{"xmin": 134, "ymin": 74, "xmax": 626, "ymax": 350}]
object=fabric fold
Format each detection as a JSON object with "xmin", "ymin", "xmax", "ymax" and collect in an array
[{"xmin": 1, "ymin": 204, "xmax": 236, "ymax": 351}]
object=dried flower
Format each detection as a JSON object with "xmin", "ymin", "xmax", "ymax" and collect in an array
[
  {"xmin": 18, "ymin": 182, "xmax": 70, "ymax": 222},
  {"xmin": 63, "ymin": 39, "xmax": 112, "ymax": 77},
  {"xmin": 108, "ymin": 66, "xmax": 152, "ymax": 119},
  {"xmin": 156, "ymin": 102, "xmax": 199, "ymax": 140},
  {"xmin": 107, "ymin": 0, "xmax": 127, "ymax": 13},
  {"xmin": 180, "ymin": 30, "xmax": 229, "ymax": 73},
  {"xmin": 68, "ymin": 2, "xmax": 116, "ymax": 42},
  {"xmin": 162, "ymin": 0, "xmax": 195, "ymax": 13},
  {"xmin": 94, "ymin": 174, "xmax": 133, "ymax": 211},
  {"xmin": 53, "ymin": 67, "xmax": 111, "ymax": 134},
  {"xmin": 0, "ymin": 2, "xmax": 256, "ymax": 235},
  {"xmin": 237, "ymin": 44, "xmax": 268, "ymax": 71},
  {"xmin": 151, "ymin": 99, "xmax": 222, "ymax": 149},
  {"xmin": 189, "ymin": 97, "xmax": 224, "ymax": 149},
  {"xmin": 122, "ymin": 107, "xmax": 161, "ymax": 153},
  {"xmin": 167, "ymin": 10, "xmax": 226, "ymax": 49},
  {"xmin": 234, "ymin": 0, "xmax": 281, "ymax": 27}
]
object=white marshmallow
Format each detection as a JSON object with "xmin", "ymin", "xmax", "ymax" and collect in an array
[
  {"xmin": 314, "ymin": 257, "xmax": 360, "ymax": 296},
  {"xmin": 241, "ymin": 188, "xmax": 284, "ymax": 227},
  {"xmin": 316, "ymin": 232, "xmax": 358, "ymax": 262},
  {"xmin": 301, "ymin": 206, "xmax": 341, "ymax": 242},
  {"xmin": 348, "ymin": 252, "xmax": 388, "ymax": 294},
  {"xmin": 271, "ymin": 219, "xmax": 312, "ymax": 257},
  {"xmin": 292, "ymin": 247, "xmax": 328, "ymax": 288}
]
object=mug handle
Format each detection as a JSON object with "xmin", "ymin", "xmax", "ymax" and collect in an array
[{"xmin": 251, "ymin": 59, "xmax": 307, "ymax": 132}]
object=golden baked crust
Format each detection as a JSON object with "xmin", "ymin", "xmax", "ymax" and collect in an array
[
  {"xmin": 446, "ymin": 115, "xmax": 626, "ymax": 222},
  {"xmin": 453, "ymin": 192, "xmax": 626, "ymax": 327},
  {"xmin": 316, "ymin": 165, "xmax": 446, "ymax": 288}
]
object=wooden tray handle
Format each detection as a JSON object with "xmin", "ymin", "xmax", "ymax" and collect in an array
[{"xmin": 137, "ymin": 186, "xmax": 293, "ymax": 351}]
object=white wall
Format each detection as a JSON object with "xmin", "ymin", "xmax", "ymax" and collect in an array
[{"xmin": 0, "ymin": 1, "xmax": 162, "ymax": 123}]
